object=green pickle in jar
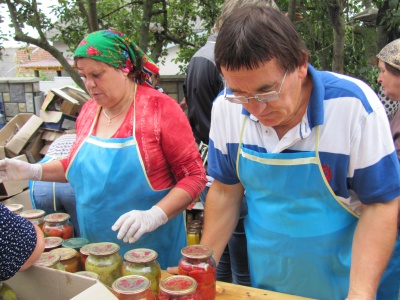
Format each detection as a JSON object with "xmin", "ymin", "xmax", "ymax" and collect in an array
[
  {"xmin": 85, "ymin": 242, "xmax": 123, "ymax": 286},
  {"xmin": 0, "ymin": 282, "xmax": 17, "ymax": 300}
]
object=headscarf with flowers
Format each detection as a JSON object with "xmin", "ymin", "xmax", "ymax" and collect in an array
[{"xmin": 74, "ymin": 29, "xmax": 159, "ymax": 88}]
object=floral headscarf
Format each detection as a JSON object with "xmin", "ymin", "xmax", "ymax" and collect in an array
[
  {"xmin": 74, "ymin": 29, "xmax": 159, "ymax": 88},
  {"xmin": 376, "ymin": 38, "xmax": 400, "ymax": 71}
]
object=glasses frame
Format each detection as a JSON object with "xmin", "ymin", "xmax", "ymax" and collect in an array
[{"xmin": 224, "ymin": 70, "xmax": 288, "ymax": 104}]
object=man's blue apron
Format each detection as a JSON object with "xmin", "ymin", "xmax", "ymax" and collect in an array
[
  {"xmin": 237, "ymin": 118, "xmax": 359, "ymax": 299},
  {"xmin": 66, "ymin": 102, "xmax": 186, "ymax": 269}
]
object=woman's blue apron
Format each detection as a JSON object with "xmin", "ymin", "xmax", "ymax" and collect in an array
[
  {"xmin": 237, "ymin": 118, "xmax": 359, "ymax": 299},
  {"xmin": 66, "ymin": 100, "xmax": 186, "ymax": 269}
]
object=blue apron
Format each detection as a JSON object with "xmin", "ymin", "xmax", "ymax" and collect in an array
[
  {"xmin": 66, "ymin": 101, "xmax": 186, "ymax": 269},
  {"xmin": 237, "ymin": 118, "xmax": 358, "ymax": 299}
]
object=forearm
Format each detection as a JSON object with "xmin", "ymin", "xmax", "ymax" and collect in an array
[
  {"xmin": 347, "ymin": 198, "xmax": 399, "ymax": 299},
  {"xmin": 40, "ymin": 160, "xmax": 68, "ymax": 182},
  {"xmin": 200, "ymin": 181, "xmax": 244, "ymax": 265},
  {"xmin": 156, "ymin": 187, "xmax": 193, "ymax": 220}
]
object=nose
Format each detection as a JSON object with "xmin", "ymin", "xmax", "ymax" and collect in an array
[
  {"xmin": 246, "ymin": 99, "xmax": 268, "ymax": 115},
  {"xmin": 84, "ymin": 78, "xmax": 96, "ymax": 90},
  {"xmin": 377, "ymin": 72, "xmax": 383, "ymax": 83}
]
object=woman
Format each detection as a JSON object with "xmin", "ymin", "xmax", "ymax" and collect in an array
[
  {"xmin": 376, "ymin": 37, "xmax": 400, "ymax": 300},
  {"xmin": 0, "ymin": 30, "xmax": 206, "ymax": 269}
]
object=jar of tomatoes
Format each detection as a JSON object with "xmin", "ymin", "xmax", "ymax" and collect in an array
[
  {"xmin": 112, "ymin": 275, "xmax": 155, "ymax": 300},
  {"xmin": 34, "ymin": 252, "xmax": 65, "ymax": 270},
  {"xmin": 122, "ymin": 248, "xmax": 161, "ymax": 296},
  {"xmin": 158, "ymin": 275, "xmax": 201, "ymax": 300},
  {"xmin": 20, "ymin": 209, "xmax": 45, "ymax": 230},
  {"xmin": 178, "ymin": 245, "xmax": 216, "ymax": 300},
  {"xmin": 44, "ymin": 236, "xmax": 63, "ymax": 252},
  {"xmin": 50, "ymin": 247, "xmax": 80, "ymax": 272},
  {"xmin": 62, "ymin": 237, "xmax": 89, "ymax": 270},
  {"xmin": 4, "ymin": 203, "xmax": 24, "ymax": 214},
  {"xmin": 43, "ymin": 213, "xmax": 74, "ymax": 240},
  {"xmin": 85, "ymin": 242, "xmax": 123, "ymax": 286}
]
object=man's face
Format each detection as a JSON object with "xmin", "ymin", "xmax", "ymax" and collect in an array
[{"xmin": 221, "ymin": 59, "xmax": 309, "ymax": 131}]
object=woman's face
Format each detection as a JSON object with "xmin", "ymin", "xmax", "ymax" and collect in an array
[
  {"xmin": 76, "ymin": 58, "xmax": 131, "ymax": 108},
  {"xmin": 377, "ymin": 60, "xmax": 400, "ymax": 101}
]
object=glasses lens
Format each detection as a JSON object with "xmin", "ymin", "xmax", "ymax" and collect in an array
[
  {"xmin": 255, "ymin": 92, "xmax": 279, "ymax": 102},
  {"xmin": 225, "ymin": 95, "xmax": 248, "ymax": 104}
]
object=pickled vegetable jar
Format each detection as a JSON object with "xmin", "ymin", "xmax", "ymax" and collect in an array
[
  {"xmin": 158, "ymin": 275, "xmax": 201, "ymax": 300},
  {"xmin": 44, "ymin": 236, "xmax": 63, "ymax": 252},
  {"xmin": 43, "ymin": 213, "xmax": 74, "ymax": 240},
  {"xmin": 112, "ymin": 275, "xmax": 155, "ymax": 300},
  {"xmin": 186, "ymin": 228, "xmax": 200, "ymax": 246},
  {"xmin": 34, "ymin": 252, "xmax": 65, "ymax": 270},
  {"xmin": 0, "ymin": 281, "xmax": 17, "ymax": 300},
  {"xmin": 62, "ymin": 237, "xmax": 89, "ymax": 270},
  {"xmin": 85, "ymin": 242, "xmax": 123, "ymax": 286},
  {"xmin": 80, "ymin": 243, "xmax": 94, "ymax": 271},
  {"xmin": 178, "ymin": 245, "xmax": 216, "ymax": 300},
  {"xmin": 50, "ymin": 247, "xmax": 80, "ymax": 272},
  {"xmin": 20, "ymin": 209, "xmax": 45, "ymax": 230},
  {"xmin": 4, "ymin": 203, "xmax": 24, "ymax": 214},
  {"xmin": 122, "ymin": 248, "xmax": 161, "ymax": 296}
]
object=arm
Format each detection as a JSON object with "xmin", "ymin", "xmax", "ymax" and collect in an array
[
  {"xmin": 200, "ymin": 180, "xmax": 244, "ymax": 264},
  {"xmin": 347, "ymin": 198, "xmax": 399, "ymax": 300},
  {"xmin": 19, "ymin": 224, "xmax": 45, "ymax": 271},
  {"xmin": 40, "ymin": 160, "xmax": 68, "ymax": 182}
]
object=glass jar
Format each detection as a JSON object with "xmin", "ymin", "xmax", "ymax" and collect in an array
[
  {"xmin": 4, "ymin": 203, "xmax": 24, "ymax": 214},
  {"xmin": 0, "ymin": 281, "xmax": 17, "ymax": 300},
  {"xmin": 80, "ymin": 243, "xmax": 93, "ymax": 271},
  {"xmin": 186, "ymin": 228, "xmax": 200, "ymax": 246},
  {"xmin": 43, "ymin": 213, "xmax": 74, "ymax": 240},
  {"xmin": 85, "ymin": 242, "xmax": 123, "ymax": 286},
  {"xmin": 122, "ymin": 248, "xmax": 161, "ymax": 296},
  {"xmin": 112, "ymin": 275, "xmax": 155, "ymax": 300},
  {"xmin": 178, "ymin": 245, "xmax": 216, "ymax": 300},
  {"xmin": 158, "ymin": 275, "xmax": 201, "ymax": 300},
  {"xmin": 34, "ymin": 252, "xmax": 65, "ymax": 270},
  {"xmin": 50, "ymin": 247, "xmax": 80, "ymax": 272},
  {"xmin": 76, "ymin": 271, "xmax": 100, "ymax": 280},
  {"xmin": 20, "ymin": 209, "xmax": 45, "ymax": 230},
  {"xmin": 62, "ymin": 237, "xmax": 89, "ymax": 270},
  {"xmin": 44, "ymin": 236, "xmax": 63, "ymax": 252}
]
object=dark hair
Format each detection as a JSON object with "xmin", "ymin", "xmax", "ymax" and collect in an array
[
  {"xmin": 215, "ymin": 6, "xmax": 308, "ymax": 73},
  {"xmin": 385, "ymin": 62, "xmax": 400, "ymax": 77}
]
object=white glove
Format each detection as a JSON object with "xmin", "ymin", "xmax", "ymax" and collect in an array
[
  {"xmin": 0, "ymin": 158, "xmax": 42, "ymax": 182},
  {"xmin": 112, "ymin": 205, "xmax": 168, "ymax": 243}
]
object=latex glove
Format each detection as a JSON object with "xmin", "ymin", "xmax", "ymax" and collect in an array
[
  {"xmin": 112, "ymin": 205, "xmax": 168, "ymax": 243},
  {"xmin": 0, "ymin": 158, "xmax": 42, "ymax": 182}
]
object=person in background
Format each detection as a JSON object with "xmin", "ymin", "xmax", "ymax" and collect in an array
[
  {"xmin": 201, "ymin": 6, "xmax": 399, "ymax": 299},
  {"xmin": 183, "ymin": 0, "xmax": 279, "ymax": 286},
  {"xmin": 376, "ymin": 38, "xmax": 400, "ymax": 299},
  {"xmin": 0, "ymin": 29, "xmax": 207, "ymax": 269},
  {"xmin": 0, "ymin": 203, "xmax": 45, "ymax": 280},
  {"xmin": 29, "ymin": 133, "xmax": 80, "ymax": 237}
]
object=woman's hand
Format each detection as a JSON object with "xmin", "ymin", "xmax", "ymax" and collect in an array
[{"xmin": 0, "ymin": 158, "xmax": 42, "ymax": 182}]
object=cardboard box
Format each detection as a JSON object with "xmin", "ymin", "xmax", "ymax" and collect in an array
[
  {"xmin": 1, "ymin": 189, "xmax": 32, "ymax": 210},
  {"xmin": 0, "ymin": 155, "xmax": 29, "ymax": 199},
  {"xmin": 42, "ymin": 86, "xmax": 89, "ymax": 117},
  {"xmin": 40, "ymin": 110, "xmax": 77, "ymax": 131},
  {"xmin": 0, "ymin": 113, "xmax": 43, "ymax": 158},
  {"xmin": 22, "ymin": 130, "xmax": 44, "ymax": 163},
  {"xmin": 6, "ymin": 266, "xmax": 117, "ymax": 300}
]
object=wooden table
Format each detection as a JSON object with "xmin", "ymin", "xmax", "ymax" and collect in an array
[{"xmin": 161, "ymin": 271, "xmax": 315, "ymax": 300}]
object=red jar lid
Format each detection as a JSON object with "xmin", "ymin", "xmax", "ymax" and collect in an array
[
  {"xmin": 34, "ymin": 252, "xmax": 61, "ymax": 268},
  {"xmin": 20, "ymin": 209, "xmax": 45, "ymax": 219},
  {"xmin": 44, "ymin": 237, "xmax": 63, "ymax": 249},
  {"xmin": 124, "ymin": 248, "xmax": 158, "ymax": 263},
  {"xmin": 159, "ymin": 275, "xmax": 197, "ymax": 295},
  {"xmin": 50, "ymin": 247, "xmax": 77, "ymax": 261},
  {"xmin": 181, "ymin": 245, "xmax": 213, "ymax": 259},
  {"xmin": 44, "ymin": 213, "xmax": 70, "ymax": 223},
  {"xmin": 112, "ymin": 275, "xmax": 151, "ymax": 295},
  {"xmin": 88, "ymin": 242, "xmax": 120, "ymax": 256}
]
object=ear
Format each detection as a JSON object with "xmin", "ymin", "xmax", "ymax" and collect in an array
[{"xmin": 297, "ymin": 52, "xmax": 309, "ymax": 79}]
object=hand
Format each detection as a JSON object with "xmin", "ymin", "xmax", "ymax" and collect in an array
[
  {"xmin": 166, "ymin": 266, "xmax": 179, "ymax": 274},
  {"xmin": 0, "ymin": 158, "xmax": 42, "ymax": 182},
  {"xmin": 112, "ymin": 205, "xmax": 168, "ymax": 243}
]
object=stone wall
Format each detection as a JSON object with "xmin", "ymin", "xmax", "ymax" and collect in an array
[{"xmin": 0, "ymin": 77, "xmax": 44, "ymax": 121}]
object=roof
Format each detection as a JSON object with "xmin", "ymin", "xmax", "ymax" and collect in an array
[{"xmin": 19, "ymin": 58, "xmax": 75, "ymax": 71}]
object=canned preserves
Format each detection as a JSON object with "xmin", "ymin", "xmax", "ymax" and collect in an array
[
  {"xmin": 158, "ymin": 275, "xmax": 201, "ymax": 300},
  {"xmin": 20, "ymin": 209, "xmax": 45, "ymax": 230},
  {"xmin": 34, "ymin": 252, "xmax": 65, "ymax": 270},
  {"xmin": 62, "ymin": 237, "xmax": 89, "ymax": 270},
  {"xmin": 80, "ymin": 243, "xmax": 93, "ymax": 271},
  {"xmin": 44, "ymin": 236, "xmax": 63, "ymax": 252},
  {"xmin": 75, "ymin": 271, "xmax": 100, "ymax": 280},
  {"xmin": 4, "ymin": 203, "xmax": 24, "ymax": 214},
  {"xmin": 112, "ymin": 275, "xmax": 155, "ymax": 300},
  {"xmin": 50, "ymin": 247, "xmax": 80, "ymax": 272},
  {"xmin": 43, "ymin": 213, "xmax": 74, "ymax": 240}
]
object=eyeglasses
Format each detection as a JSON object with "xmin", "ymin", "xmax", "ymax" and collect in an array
[{"xmin": 224, "ymin": 70, "xmax": 288, "ymax": 104}]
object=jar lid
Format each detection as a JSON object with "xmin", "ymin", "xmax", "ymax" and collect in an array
[
  {"xmin": 187, "ymin": 228, "xmax": 200, "ymax": 234},
  {"xmin": 44, "ymin": 213, "xmax": 70, "ymax": 223},
  {"xmin": 34, "ymin": 252, "xmax": 61, "ymax": 267},
  {"xmin": 112, "ymin": 275, "xmax": 151, "ymax": 295},
  {"xmin": 80, "ymin": 243, "xmax": 93, "ymax": 256},
  {"xmin": 44, "ymin": 237, "xmax": 63, "ymax": 249},
  {"xmin": 124, "ymin": 248, "xmax": 158, "ymax": 263},
  {"xmin": 62, "ymin": 237, "xmax": 89, "ymax": 249},
  {"xmin": 4, "ymin": 203, "xmax": 24, "ymax": 213},
  {"xmin": 181, "ymin": 245, "xmax": 213, "ymax": 259},
  {"xmin": 159, "ymin": 275, "xmax": 197, "ymax": 295},
  {"xmin": 188, "ymin": 223, "xmax": 201, "ymax": 229},
  {"xmin": 189, "ymin": 220, "xmax": 202, "ymax": 225},
  {"xmin": 76, "ymin": 271, "xmax": 100, "ymax": 280},
  {"xmin": 88, "ymin": 242, "xmax": 120, "ymax": 256},
  {"xmin": 20, "ymin": 209, "xmax": 45, "ymax": 219},
  {"xmin": 50, "ymin": 247, "xmax": 77, "ymax": 261}
]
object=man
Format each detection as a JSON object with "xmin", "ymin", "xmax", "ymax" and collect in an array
[{"xmin": 201, "ymin": 6, "xmax": 400, "ymax": 300}]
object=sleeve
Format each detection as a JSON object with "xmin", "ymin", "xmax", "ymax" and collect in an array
[
  {"xmin": 159, "ymin": 97, "xmax": 207, "ymax": 199},
  {"xmin": 0, "ymin": 204, "xmax": 37, "ymax": 281}
]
